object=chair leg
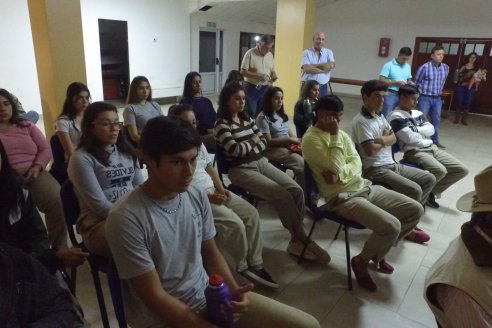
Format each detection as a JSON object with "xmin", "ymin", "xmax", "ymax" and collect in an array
[
  {"xmin": 70, "ymin": 267, "xmax": 77, "ymax": 295},
  {"xmin": 334, "ymin": 223, "xmax": 343, "ymax": 240},
  {"xmin": 344, "ymin": 226, "xmax": 353, "ymax": 291},
  {"xmin": 298, "ymin": 219, "xmax": 317, "ymax": 264},
  {"xmin": 107, "ymin": 265, "xmax": 127, "ymax": 327},
  {"xmin": 89, "ymin": 262, "xmax": 110, "ymax": 328}
]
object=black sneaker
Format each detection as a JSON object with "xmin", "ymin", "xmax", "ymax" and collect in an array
[
  {"xmin": 426, "ymin": 193, "xmax": 440, "ymax": 209},
  {"xmin": 240, "ymin": 267, "xmax": 279, "ymax": 289}
]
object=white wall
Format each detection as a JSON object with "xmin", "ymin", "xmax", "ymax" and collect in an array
[
  {"xmin": 190, "ymin": 13, "xmax": 275, "ymax": 90},
  {"xmin": 0, "ymin": 0, "xmax": 41, "ymax": 112},
  {"xmin": 316, "ymin": 0, "xmax": 492, "ymax": 95},
  {"xmin": 81, "ymin": 0, "xmax": 191, "ymax": 100}
]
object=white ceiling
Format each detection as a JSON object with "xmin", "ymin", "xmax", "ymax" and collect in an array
[{"xmin": 192, "ymin": 0, "xmax": 338, "ymax": 25}]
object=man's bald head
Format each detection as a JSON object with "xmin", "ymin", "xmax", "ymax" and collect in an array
[{"xmin": 313, "ymin": 32, "xmax": 325, "ymax": 50}]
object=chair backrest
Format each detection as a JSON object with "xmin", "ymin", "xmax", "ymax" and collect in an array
[
  {"xmin": 295, "ymin": 124, "xmax": 306, "ymax": 139},
  {"xmin": 121, "ymin": 125, "xmax": 138, "ymax": 148},
  {"xmin": 303, "ymin": 161, "xmax": 320, "ymax": 213},
  {"xmin": 60, "ymin": 180, "xmax": 81, "ymax": 247},
  {"xmin": 50, "ymin": 134, "xmax": 69, "ymax": 184},
  {"xmin": 50, "ymin": 134, "xmax": 65, "ymax": 166},
  {"xmin": 214, "ymin": 145, "xmax": 231, "ymax": 177}
]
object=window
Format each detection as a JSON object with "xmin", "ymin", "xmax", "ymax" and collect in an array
[
  {"xmin": 418, "ymin": 42, "xmax": 428, "ymax": 54},
  {"xmin": 419, "ymin": 42, "xmax": 436, "ymax": 53},
  {"xmin": 465, "ymin": 43, "xmax": 485, "ymax": 56},
  {"xmin": 442, "ymin": 42, "xmax": 459, "ymax": 55},
  {"xmin": 238, "ymin": 32, "xmax": 275, "ymax": 67},
  {"xmin": 449, "ymin": 43, "xmax": 459, "ymax": 55}
]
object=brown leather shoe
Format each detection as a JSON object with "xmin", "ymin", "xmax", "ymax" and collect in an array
[
  {"xmin": 351, "ymin": 256, "xmax": 377, "ymax": 292},
  {"xmin": 453, "ymin": 110, "xmax": 461, "ymax": 124},
  {"xmin": 461, "ymin": 111, "xmax": 469, "ymax": 125}
]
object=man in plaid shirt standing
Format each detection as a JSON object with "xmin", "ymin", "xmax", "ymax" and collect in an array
[{"xmin": 414, "ymin": 46, "xmax": 449, "ymax": 149}]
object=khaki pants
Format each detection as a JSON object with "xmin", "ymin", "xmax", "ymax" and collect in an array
[
  {"xmin": 265, "ymin": 146, "xmax": 305, "ymax": 191},
  {"xmin": 77, "ymin": 212, "xmax": 110, "ymax": 258},
  {"xmin": 235, "ymin": 292, "xmax": 320, "ymax": 328},
  {"xmin": 228, "ymin": 158, "xmax": 305, "ymax": 234},
  {"xmin": 194, "ymin": 292, "xmax": 319, "ymax": 328},
  {"xmin": 26, "ymin": 170, "xmax": 68, "ymax": 250},
  {"xmin": 363, "ymin": 163, "xmax": 436, "ymax": 204},
  {"xmin": 325, "ymin": 185, "xmax": 422, "ymax": 262},
  {"xmin": 403, "ymin": 145, "xmax": 469, "ymax": 197},
  {"xmin": 211, "ymin": 191, "xmax": 263, "ymax": 272}
]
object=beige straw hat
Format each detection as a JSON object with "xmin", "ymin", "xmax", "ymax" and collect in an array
[{"xmin": 456, "ymin": 165, "xmax": 492, "ymax": 212}]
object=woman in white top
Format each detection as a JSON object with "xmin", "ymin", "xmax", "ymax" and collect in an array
[
  {"xmin": 256, "ymin": 86, "xmax": 304, "ymax": 190},
  {"xmin": 55, "ymin": 82, "xmax": 91, "ymax": 159},
  {"xmin": 123, "ymin": 76, "xmax": 163, "ymax": 144}
]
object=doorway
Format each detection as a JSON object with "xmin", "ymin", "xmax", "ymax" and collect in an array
[
  {"xmin": 199, "ymin": 29, "xmax": 223, "ymax": 95},
  {"xmin": 98, "ymin": 19, "xmax": 130, "ymax": 102},
  {"xmin": 239, "ymin": 32, "xmax": 275, "ymax": 68},
  {"xmin": 413, "ymin": 37, "xmax": 492, "ymax": 115}
]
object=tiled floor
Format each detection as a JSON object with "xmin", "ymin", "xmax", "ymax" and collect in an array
[{"xmin": 40, "ymin": 95, "xmax": 492, "ymax": 327}]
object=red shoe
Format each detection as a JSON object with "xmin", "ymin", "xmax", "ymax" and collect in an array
[
  {"xmin": 351, "ymin": 256, "xmax": 377, "ymax": 292},
  {"xmin": 375, "ymin": 258, "xmax": 394, "ymax": 274},
  {"xmin": 405, "ymin": 229, "xmax": 430, "ymax": 244}
]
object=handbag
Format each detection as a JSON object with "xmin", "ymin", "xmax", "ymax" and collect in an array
[{"xmin": 287, "ymin": 143, "xmax": 302, "ymax": 155}]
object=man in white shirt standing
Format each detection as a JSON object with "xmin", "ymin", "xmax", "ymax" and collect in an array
[
  {"xmin": 300, "ymin": 32, "xmax": 335, "ymax": 97},
  {"xmin": 241, "ymin": 34, "xmax": 278, "ymax": 117}
]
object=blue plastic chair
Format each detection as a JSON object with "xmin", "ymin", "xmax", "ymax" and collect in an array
[
  {"xmin": 49, "ymin": 134, "xmax": 68, "ymax": 184},
  {"xmin": 60, "ymin": 181, "xmax": 127, "ymax": 328},
  {"xmin": 391, "ymin": 143, "xmax": 421, "ymax": 168},
  {"xmin": 299, "ymin": 162, "xmax": 365, "ymax": 291}
]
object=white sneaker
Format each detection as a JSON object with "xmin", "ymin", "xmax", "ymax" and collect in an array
[
  {"xmin": 307, "ymin": 241, "xmax": 331, "ymax": 264},
  {"xmin": 287, "ymin": 240, "xmax": 316, "ymax": 261}
]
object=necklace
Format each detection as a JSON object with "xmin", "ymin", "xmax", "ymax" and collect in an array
[{"xmin": 150, "ymin": 193, "xmax": 183, "ymax": 214}]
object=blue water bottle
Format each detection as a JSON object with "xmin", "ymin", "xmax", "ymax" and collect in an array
[{"xmin": 205, "ymin": 274, "xmax": 234, "ymax": 328}]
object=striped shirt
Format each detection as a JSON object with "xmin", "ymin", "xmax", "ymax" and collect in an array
[
  {"xmin": 414, "ymin": 60, "xmax": 449, "ymax": 96},
  {"xmin": 214, "ymin": 117, "xmax": 267, "ymax": 167},
  {"xmin": 388, "ymin": 108, "xmax": 434, "ymax": 153}
]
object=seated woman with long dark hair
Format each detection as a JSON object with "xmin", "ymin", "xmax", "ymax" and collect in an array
[
  {"xmin": 214, "ymin": 82, "xmax": 330, "ymax": 263},
  {"xmin": 0, "ymin": 88, "xmax": 67, "ymax": 250},
  {"xmin": 0, "ymin": 139, "xmax": 88, "ymax": 274},
  {"xmin": 68, "ymin": 102, "xmax": 143, "ymax": 257},
  {"xmin": 123, "ymin": 75, "xmax": 163, "ymax": 144},
  {"xmin": 256, "ymin": 86, "xmax": 305, "ymax": 190},
  {"xmin": 180, "ymin": 71, "xmax": 217, "ymax": 151},
  {"xmin": 51, "ymin": 82, "xmax": 91, "ymax": 184}
]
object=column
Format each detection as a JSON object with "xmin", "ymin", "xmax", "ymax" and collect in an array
[
  {"xmin": 274, "ymin": 0, "xmax": 315, "ymax": 116},
  {"xmin": 28, "ymin": 0, "xmax": 87, "ymax": 138}
]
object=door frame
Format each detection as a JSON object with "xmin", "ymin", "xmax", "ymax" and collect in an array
[{"xmin": 199, "ymin": 28, "xmax": 223, "ymax": 95}]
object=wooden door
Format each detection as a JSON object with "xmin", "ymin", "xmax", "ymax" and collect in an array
[{"xmin": 413, "ymin": 37, "xmax": 492, "ymax": 115}]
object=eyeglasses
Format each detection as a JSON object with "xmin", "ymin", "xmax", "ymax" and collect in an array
[{"xmin": 93, "ymin": 122, "xmax": 123, "ymax": 130}]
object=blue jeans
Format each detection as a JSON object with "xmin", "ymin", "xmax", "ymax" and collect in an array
[
  {"xmin": 456, "ymin": 85, "xmax": 476, "ymax": 111},
  {"xmin": 382, "ymin": 92, "xmax": 399, "ymax": 118},
  {"xmin": 244, "ymin": 83, "xmax": 269, "ymax": 118},
  {"xmin": 319, "ymin": 83, "xmax": 329, "ymax": 97},
  {"xmin": 418, "ymin": 95, "xmax": 442, "ymax": 143}
]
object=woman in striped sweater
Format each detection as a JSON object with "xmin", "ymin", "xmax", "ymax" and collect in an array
[{"xmin": 214, "ymin": 82, "xmax": 330, "ymax": 263}]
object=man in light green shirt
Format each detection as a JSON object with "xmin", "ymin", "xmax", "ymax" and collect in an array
[{"xmin": 302, "ymin": 95, "xmax": 424, "ymax": 292}]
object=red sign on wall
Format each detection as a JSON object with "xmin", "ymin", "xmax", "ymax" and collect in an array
[{"xmin": 378, "ymin": 38, "xmax": 391, "ymax": 57}]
